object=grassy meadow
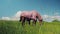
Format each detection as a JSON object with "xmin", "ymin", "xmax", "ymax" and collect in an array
[{"xmin": 0, "ymin": 20, "xmax": 60, "ymax": 34}]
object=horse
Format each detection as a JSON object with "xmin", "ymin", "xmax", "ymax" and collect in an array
[{"xmin": 19, "ymin": 10, "xmax": 43, "ymax": 26}]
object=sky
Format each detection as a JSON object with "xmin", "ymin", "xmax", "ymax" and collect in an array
[{"xmin": 0, "ymin": 0, "xmax": 60, "ymax": 22}]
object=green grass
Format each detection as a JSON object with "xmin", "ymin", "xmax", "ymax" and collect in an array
[{"xmin": 0, "ymin": 20, "xmax": 60, "ymax": 34}]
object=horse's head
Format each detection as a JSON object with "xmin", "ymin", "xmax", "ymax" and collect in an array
[{"xmin": 37, "ymin": 15, "xmax": 43, "ymax": 25}]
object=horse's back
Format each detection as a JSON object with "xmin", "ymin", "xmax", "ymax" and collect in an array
[{"xmin": 21, "ymin": 11, "xmax": 32, "ymax": 18}]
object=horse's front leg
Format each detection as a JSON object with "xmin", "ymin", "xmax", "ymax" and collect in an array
[
  {"xmin": 34, "ymin": 20, "xmax": 37, "ymax": 25},
  {"xmin": 32, "ymin": 19, "xmax": 37, "ymax": 26},
  {"xmin": 39, "ymin": 19, "xmax": 43, "ymax": 26}
]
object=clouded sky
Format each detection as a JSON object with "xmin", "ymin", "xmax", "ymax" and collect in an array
[{"xmin": 0, "ymin": 0, "xmax": 60, "ymax": 18}]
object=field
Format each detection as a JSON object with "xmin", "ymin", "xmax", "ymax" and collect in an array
[{"xmin": 0, "ymin": 20, "xmax": 60, "ymax": 34}]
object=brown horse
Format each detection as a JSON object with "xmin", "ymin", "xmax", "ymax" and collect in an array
[{"xmin": 19, "ymin": 10, "xmax": 43, "ymax": 26}]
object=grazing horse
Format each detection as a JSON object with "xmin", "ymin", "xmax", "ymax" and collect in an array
[{"xmin": 19, "ymin": 10, "xmax": 43, "ymax": 26}]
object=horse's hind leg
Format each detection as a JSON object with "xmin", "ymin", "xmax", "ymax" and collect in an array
[
  {"xmin": 21, "ymin": 16, "xmax": 25, "ymax": 26},
  {"xmin": 26, "ymin": 18, "xmax": 30, "ymax": 25},
  {"xmin": 28, "ymin": 20, "xmax": 30, "ymax": 25},
  {"xmin": 22, "ymin": 20, "xmax": 25, "ymax": 26},
  {"xmin": 19, "ymin": 16, "xmax": 22, "ymax": 22}
]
